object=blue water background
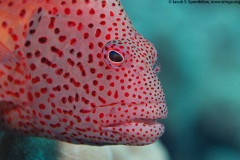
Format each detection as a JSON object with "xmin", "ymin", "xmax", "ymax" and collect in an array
[{"xmin": 121, "ymin": 1, "xmax": 240, "ymax": 160}]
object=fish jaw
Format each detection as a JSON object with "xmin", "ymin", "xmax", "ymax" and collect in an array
[
  {"xmin": 104, "ymin": 122, "xmax": 165, "ymax": 145},
  {"xmin": 89, "ymin": 102, "xmax": 167, "ymax": 145}
]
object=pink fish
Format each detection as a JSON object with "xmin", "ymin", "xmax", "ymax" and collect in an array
[{"xmin": 0, "ymin": 0, "xmax": 167, "ymax": 145}]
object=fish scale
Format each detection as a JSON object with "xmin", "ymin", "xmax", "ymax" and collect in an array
[{"xmin": 0, "ymin": 0, "xmax": 167, "ymax": 145}]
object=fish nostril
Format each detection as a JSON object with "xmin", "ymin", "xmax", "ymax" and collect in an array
[{"xmin": 153, "ymin": 65, "xmax": 161, "ymax": 74}]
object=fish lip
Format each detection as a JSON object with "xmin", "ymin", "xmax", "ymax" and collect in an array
[
  {"xmin": 102, "ymin": 118, "xmax": 162, "ymax": 128},
  {"xmin": 93, "ymin": 101, "xmax": 167, "ymax": 128},
  {"xmin": 101, "ymin": 119, "xmax": 165, "ymax": 145}
]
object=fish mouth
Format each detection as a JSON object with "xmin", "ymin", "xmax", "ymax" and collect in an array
[
  {"xmin": 92, "ymin": 102, "xmax": 167, "ymax": 145},
  {"xmin": 104, "ymin": 118, "xmax": 159, "ymax": 127},
  {"xmin": 102, "ymin": 117, "xmax": 165, "ymax": 145},
  {"xmin": 98, "ymin": 101, "xmax": 167, "ymax": 127}
]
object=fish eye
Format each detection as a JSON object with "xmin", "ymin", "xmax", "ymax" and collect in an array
[
  {"xmin": 102, "ymin": 40, "xmax": 128, "ymax": 69},
  {"xmin": 108, "ymin": 50, "xmax": 124, "ymax": 63}
]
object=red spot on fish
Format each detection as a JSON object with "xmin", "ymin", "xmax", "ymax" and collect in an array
[
  {"xmin": 93, "ymin": 80, "xmax": 98, "ymax": 86},
  {"xmin": 38, "ymin": 37, "xmax": 47, "ymax": 43},
  {"xmin": 64, "ymin": 8, "xmax": 70, "ymax": 15},
  {"xmin": 99, "ymin": 86, "xmax": 104, "ymax": 91},
  {"xmin": 24, "ymin": 41, "xmax": 31, "ymax": 47},
  {"xmin": 89, "ymin": 42, "xmax": 94, "ymax": 50},
  {"xmin": 40, "ymin": 88, "xmax": 48, "ymax": 94},
  {"xmin": 68, "ymin": 21, "xmax": 76, "ymax": 27},
  {"xmin": 19, "ymin": 9, "xmax": 26, "ymax": 17},
  {"xmin": 85, "ymin": 117, "xmax": 90, "ymax": 122},
  {"xmin": 44, "ymin": 115, "xmax": 51, "ymax": 120},
  {"xmin": 63, "ymin": 84, "xmax": 69, "ymax": 90},
  {"xmin": 77, "ymin": 52, "xmax": 82, "ymax": 58},
  {"xmin": 70, "ymin": 38, "xmax": 76, "ymax": 45},
  {"xmin": 100, "ymin": 21, "xmax": 106, "ymax": 25},
  {"xmin": 84, "ymin": 33, "xmax": 89, "ymax": 39},
  {"xmin": 47, "ymin": 78, "xmax": 52, "ymax": 84},
  {"xmin": 100, "ymin": 14, "xmax": 106, "ymax": 18},
  {"xmin": 91, "ymin": 91, "xmax": 96, "ymax": 97},
  {"xmin": 98, "ymin": 42, "xmax": 103, "ymax": 48},
  {"xmin": 28, "ymin": 92, "xmax": 33, "ymax": 101},
  {"xmin": 105, "ymin": 34, "xmax": 111, "ymax": 40},
  {"xmin": 76, "ymin": 9, "xmax": 83, "ymax": 15},
  {"xmin": 110, "ymin": 11, "xmax": 114, "ymax": 16},
  {"xmin": 95, "ymin": 29, "xmax": 101, "ymax": 38},
  {"xmin": 67, "ymin": 58, "xmax": 75, "ymax": 66},
  {"xmin": 51, "ymin": 46, "xmax": 63, "ymax": 57},
  {"xmin": 39, "ymin": 104, "xmax": 46, "ymax": 109},
  {"xmin": 72, "ymin": 0, "xmax": 77, "ymax": 4},
  {"xmin": 2, "ymin": 21, "xmax": 7, "ymax": 28},
  {"xmin": 90, "ymin": 68, "xmax": 96, "ymax": 74},
  {"xmin": 110, "ymin": 82, "xmax": 114, "ymax": 87},
  {"xmin": 77, "ymin": 22, "xmax": 83, "ymax": 31},
  {"xmin": 30, "ymin": 63, "xmax": 36, "ymax": 71},
  {"xmin": 48, "ymin": 17, "xmax": 55, "ymax": 29},
  {"xmin": 88, "ymin": 23, "xmax": 94, "ymax": 28},
  {"xmin": 11, "ymin": 34, "xmax": 18, "ymax": 41},
  {"xmin": 59, "ymin": 35, "xmax": 66, "ymax": 42},
  {"xmin": 99, "ymin": 113, "xmax": 104, "ymax": 118},
  {"xmin": 89, "ymin": 8, "xmax": 95, "ymax": 14},
  {"xmin": 54, "ymin": 28, "xmax": 60, "ymax": 34},
  {"xmin": 32, "ymin": 76, "xmax": 40, "ymax": 84}
]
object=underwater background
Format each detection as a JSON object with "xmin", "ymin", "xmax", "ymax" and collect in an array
[
  {"xmin": 121, "ymin": 0, "xmax": 240, "ymax": 160},
  {"xmin": 0, "ymin": 1, "xmax": 239, "ymax": 160}
]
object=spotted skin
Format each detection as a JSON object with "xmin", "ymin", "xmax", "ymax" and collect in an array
[{"xmin": 0, "ymin": 0, "xmax": 167, "ymax": 145}]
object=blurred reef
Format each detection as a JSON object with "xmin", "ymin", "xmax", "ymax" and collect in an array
[
  {"xmin": 121, "ymin": 0, "xmax": 240, "ymax": 160},
  {"xmin": 0, "ymin": 133, "xmax": 58, "ymax": 160}
]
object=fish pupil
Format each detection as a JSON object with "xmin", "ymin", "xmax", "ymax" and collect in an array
[{"xmin": 108, "ymin": 50, "xmax": 123, "ymax": 62}]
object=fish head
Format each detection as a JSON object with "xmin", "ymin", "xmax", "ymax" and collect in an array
[
  {"xmin": 0, "ymin": 0, "xmax": 167, "ymax": 146},
  {"xmin": 90, "ymin": 33, "xmax": 168, "ymax": 145}
]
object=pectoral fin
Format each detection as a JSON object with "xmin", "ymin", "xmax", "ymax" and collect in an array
[
  {"xmin": 0, "ymin": 42, "xmax": 25, "ymax": 110},
  {"xmin": 0, "ymin": 41, "xmax": 18, "ymax": 67},
  {"xmin": 0, "ymin": 101, "xmax": 21, "ymax": 110}
]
